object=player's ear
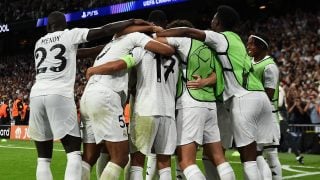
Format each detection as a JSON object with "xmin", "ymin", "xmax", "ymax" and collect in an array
[{"xmin": 46, "ymin": 24, "xmax": 52, "ymax": 33}]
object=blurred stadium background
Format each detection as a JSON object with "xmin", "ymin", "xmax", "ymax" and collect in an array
[{"xmin": 0, "ymin": 0, "xmax": 320, "ymax": 179}]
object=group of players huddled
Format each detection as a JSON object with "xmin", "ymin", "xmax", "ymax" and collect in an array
[{"xmin": 28, "ymin": 5, "xmax": 282, "ymax": 180}]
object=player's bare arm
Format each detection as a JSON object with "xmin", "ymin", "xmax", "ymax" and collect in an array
[
  {"xmin": 86, "ymin": 40, "xmax": 174, "ymax": 79},
  {"xmin": 116, "ymin": 25, "xmax": 163, "ymax": 37},
  {"xmin": 156, "ymin": 27, "xmax": 206, "ymax": 41},
  {"xmin": 187, "ymin": 72, "xmax": 217, "ymax": 89},
  {"xmin": 144, "ymin": 39, "xmax": 175, "ymax": 56},
  {"xmin": 265, "ymin": 87, "xmax": 275, "ymax": 101},
  {"xmin": 86, "ymin": 19, "xmax": 152, "ymax": 41},
  {"xmin": 77, "ymin": 45, "xmax": 105, "ymax": 59},
  {"xmin": 154, "ymin": 37, "xmax": 169, "ymax": 44},
  {"xmin": 86, "ymin": 59, "xmax": 128, "ymax": 80}
]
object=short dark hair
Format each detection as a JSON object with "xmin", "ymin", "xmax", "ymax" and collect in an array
[
  {"xmin": 48, "ymin": 11, "xmax": 66, "ymax": 25},
  {"xmin": 166, "ymin": 19, "xmax": 194, "ymax": 29},
  {"xmin": 252, "ymin": 33, "xmax": 270, "ymax": 50},
  {"xmin": 216, "ymin": 5, "xmax": 240, "ymax": 30},
  {"xmin": 148, "ymin": 10, "xmax": 167, "ymax": 28},
  {"xmin": 47, "ymin": 11, "xmax": 67, "ymax": 32}
]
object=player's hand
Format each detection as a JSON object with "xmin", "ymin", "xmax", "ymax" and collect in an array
[
  {"xmin": 153, "ymin": 26, "xmax": 164, "ymax": 33},
  {"xmin": 133, "ymin": 19, "xmax": 153, "ymax": 26},
  {"xmin": 187, "ymin": 75, "xmax": 205, "ymax": 89},
  {"xmin": 86, "ymin": 67, "xmax": 94, "ymax": 80}
]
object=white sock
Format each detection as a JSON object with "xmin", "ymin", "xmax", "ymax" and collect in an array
[
  {"xmin": 65, "ymin": 151, "xmax": 82, "ymax": 180},
  {"xmin": 183, "ymin": 164, "xmax": 206, "ymax": 180},
  {"xmin": 36, "ymin": 158, "xmax": 53, "ymax": 180},
  {"xmin": 100, "ymin": 162, "xmax": 122, "ymax": 180},
  {"xmin": 175, "ymin": 157, "xmax": 185, "ymax": 180},
  {"xmin": 265, "ymin": 148, "xmax": 282, "ymax": 180},
  {"xmin": 96, "ymin": 153, "xmax": 109, "ymax": 179},
  {"xmin": 202, "ymin": 156, "xmax": 220, "ymax": 180},
  {"xmin": 124, "ymin": 155, "xmax": 131, "ymax": 180},
  {"xmin": 217, "ymin": 162, "xmax": 236, "ymax": 180},
  {"xmin": 159, "ymin": 167, "xmax": 171, "ymax": 180},
  {"xmin": 257, "ymin": 156, "xmax": 272, "ymax": 180},
  {"xmin": 81, "ymin": 161, "xmax": 91, "ymax": 180},
  {"xmin": 243, "ymin": 161, "xmax": 262, "ymax": 180},
  {"xmin": 146, "ymin": 154, "xmax": 157, "ymax": 180},
  {"xmin": 130, "ymin": 166, "xmax": 143, "ymax": 180}
]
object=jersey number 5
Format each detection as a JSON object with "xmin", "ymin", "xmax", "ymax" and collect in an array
[{"xmin": 35, "ymin": 44, "xmax": 67, "ymax": 74}]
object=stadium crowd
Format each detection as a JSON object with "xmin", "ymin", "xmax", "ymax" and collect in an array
[{"xmin": 0, "ymin": 0, "xmax": 132, "ymax": 23}]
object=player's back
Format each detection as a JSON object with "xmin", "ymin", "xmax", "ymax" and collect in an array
[
  {"xmin": 133, "ymin": 47, "xmax": 179, "ymax": 118},
  {"xmin": 86, "ymin": 32, "xmax": 151, "ymax": 95},
  {"xmin": 31, "ymin": 28, "xmax": 88, "ymax": 98}
]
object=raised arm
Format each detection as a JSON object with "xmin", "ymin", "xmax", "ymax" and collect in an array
[
  {"xmin": 144, "ymin": 40, "xmax": 175, "ymax": 57},
  {"xmin": 77, "ymin": 45, "xmax": 105, "ymax": 59},
  {"xmin": 85, "ymin": 54, "xmax": 137, "ymax": 79},
  {"xmin": 87, "ymin": 19, "xmax": 152, "ymax": 41},
  {"xmin": 116, "ymin": 25, "xmax": 163, "ymax": 37},
  {"xmin": 156, "ymin": 27, "xmax": 206, "ymax": 42},
  {"xmin": 86, "ymin": 60, "xmax": 128, "ymax": 80}
]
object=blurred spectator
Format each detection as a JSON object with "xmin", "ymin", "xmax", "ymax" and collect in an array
[
  {"xmin": 21, "ymin": 97, "xmax": 30, "ymax": 125},
  {"xmin": 12, "ymin": 93, "xmax": 24, "ymax": 125},
  {"xmin": 0, "ymin": 0, "xmax": 133, "ymax": 23},
  {"xmin": 0, "ymin": 98, "xmax": 10, "ymax": 125},
  {"xmin": 304, "ymin": 93, "xmax": 320, "ymax": 124}
]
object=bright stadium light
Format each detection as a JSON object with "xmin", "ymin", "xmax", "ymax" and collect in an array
[{"xmin": 259, "ymin": 5, "xmax": 267, "ymax": 9}]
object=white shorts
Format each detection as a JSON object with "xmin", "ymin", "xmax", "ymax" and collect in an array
[
  {"xmin": 228, "ymin": 92, "xmax": 275, "ymax": 147},
  {"xmin": 268, "ymin": 112, "xmax": 281, "ymax": 146},
  {"xmin": 80, "ymin": 88, "xmax": 128, "ymax": 144},
  {"xmin": 129, "ymin": 114, "xmax": 177, "ymax": 155},
  {"xmin": 28, "ymin": 95, "xmax": 80, "ymax": 141},
  {"xmin": 176, "ymin": 107, "xmax": 220, "ymax": 146},
  {"xmin": 217, "ymin": 102, "xmax": 233, "ymax": 149}
]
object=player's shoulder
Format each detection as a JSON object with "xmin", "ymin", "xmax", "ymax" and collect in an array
[
  {"xmin": 132, "ymin": 46, "xmax": 151, "ymax": 58},
  {"xmin": 127, "ymin": 32, "xmax": 149, "ymax": 38},
  {"xmin": 132, "ymin": 46, "xmax": 144, "ymax": 53}
]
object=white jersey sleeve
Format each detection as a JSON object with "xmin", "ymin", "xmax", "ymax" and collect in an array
[
  {"xmin": 263, "ymin": 64, "xmax": 279, "ymax": 89},
  {"xmin": 167, "ymin": 37, "xmax": 191, "ymax": 63},
  {"xmin": 204, "ymin": 30, "xmax": 228, "ymax": 52},
  {"xmin": 129, "ymin": 32, "xmax": 152, "ymax": 48},
  {"xmin": 131, "ymin": 47, "xmax": 146, "ymax": 66},
  {"xmin": 68, "ymin": 28, "xmax": 89, "ymax": 45}
]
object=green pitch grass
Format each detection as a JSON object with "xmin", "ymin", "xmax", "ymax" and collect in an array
[{"xmin": 0, "ymin": 140, "xmax": 319, "ymax": 179}]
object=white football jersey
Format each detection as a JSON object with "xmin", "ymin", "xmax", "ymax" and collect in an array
[
  {"xmin": 30, "ymin": 28, "xmax": 89, "ymax": 98},
  {"xmin": 133, "ymin": 47, "xmax": 179, "ymax": 118},
  {"xmin": 167, "ymin": 37, "xmax": 215, "ymax": 109},
  {"xmin": 85, "ymin": 32, "xmax": 151, "ymax": 95}
]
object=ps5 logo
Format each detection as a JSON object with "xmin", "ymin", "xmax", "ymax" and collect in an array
[
  {"xmin": 81, "ymin": 10, "xmax": 99, "ymax": 19},
  {"xmin": 0, "ymin": 24, "xmax": 10, "ymax": 33}
]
